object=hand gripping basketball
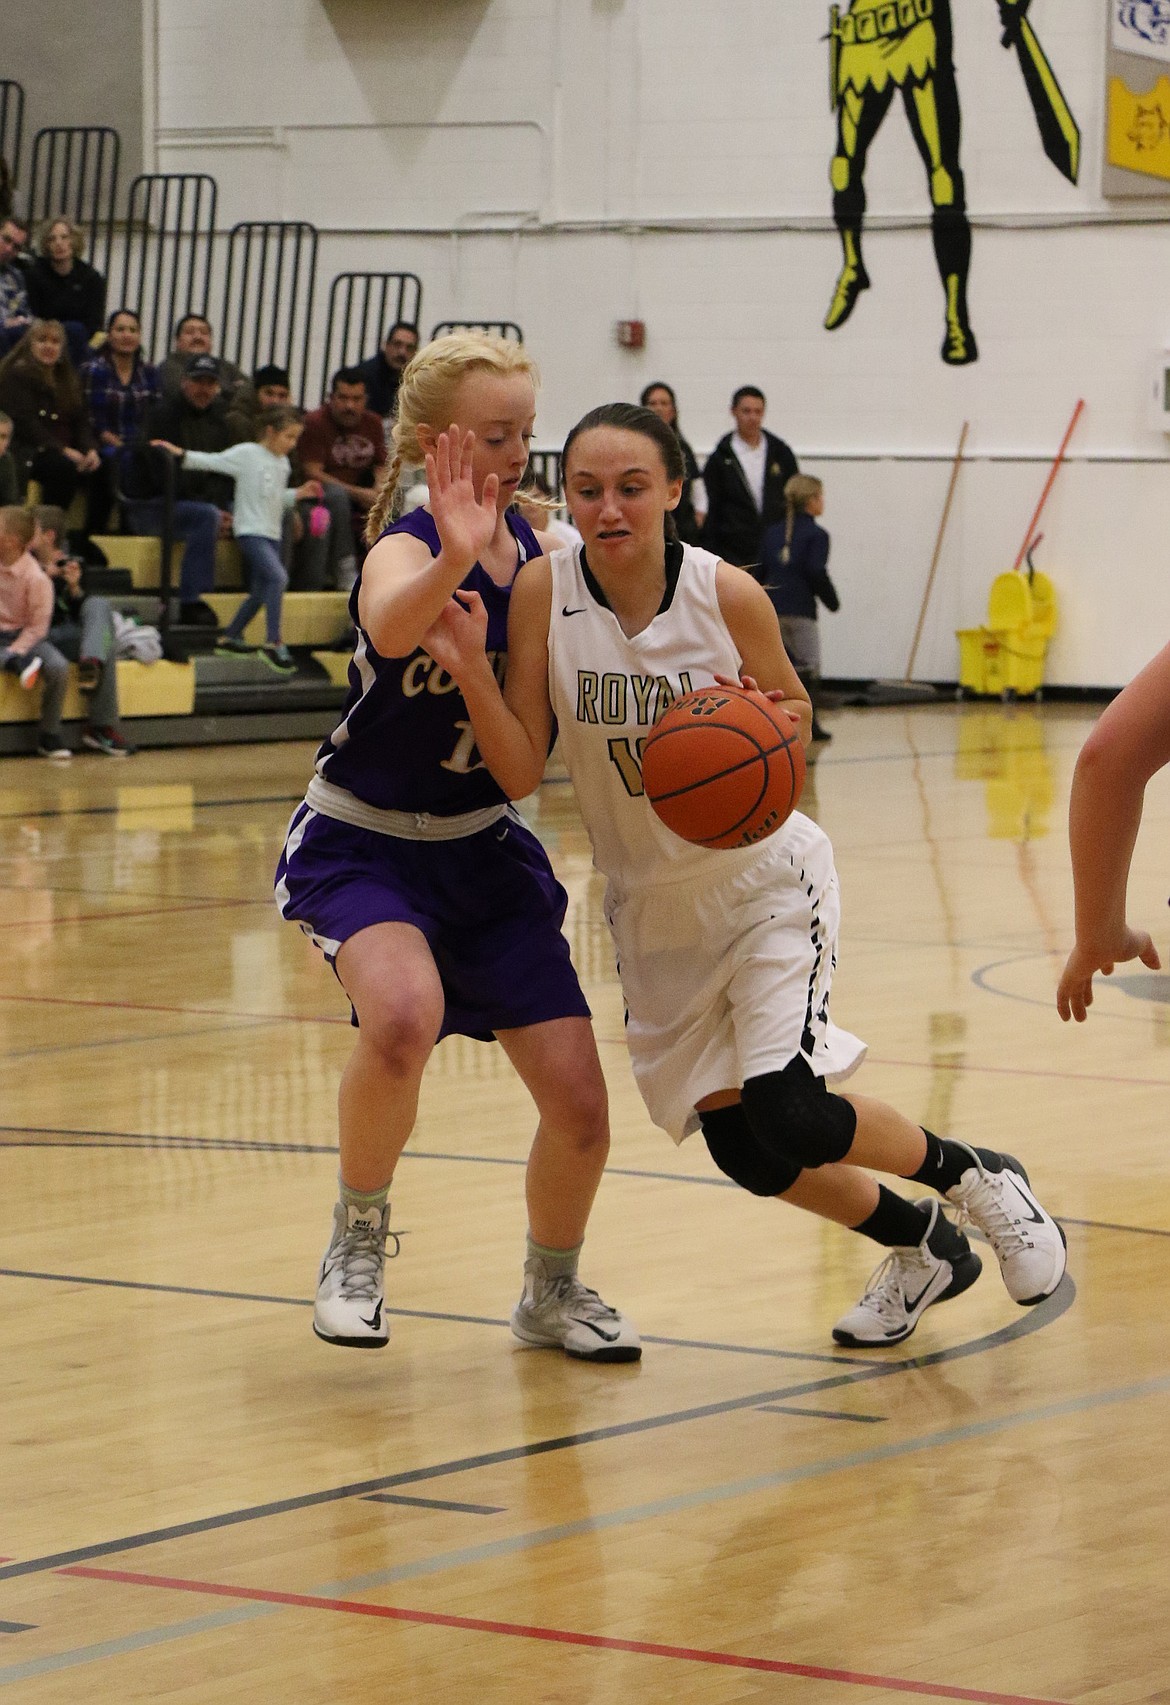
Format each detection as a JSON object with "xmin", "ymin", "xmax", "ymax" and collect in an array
[{"xmin": 640, "ymin": 685, "xmax": 805, "ymax": 850}]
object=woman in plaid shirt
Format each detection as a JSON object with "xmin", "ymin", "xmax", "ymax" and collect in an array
[{"xmin": 82, "ymin": 309, "xmax": 161, "ymax": 530}]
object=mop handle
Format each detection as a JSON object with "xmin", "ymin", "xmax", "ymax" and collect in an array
[
  {"xmin": 905, "ymin": 420, "xmax": 968, "ymax": 681},
  {"xmin": 1011, "ymin": 398, "xmax": 1084, "ymax": 573}
]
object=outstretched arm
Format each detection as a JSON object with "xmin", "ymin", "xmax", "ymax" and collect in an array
[{"xmin": 1056, "ymin": 641, "xmax": 1170, "ymax": 1021}]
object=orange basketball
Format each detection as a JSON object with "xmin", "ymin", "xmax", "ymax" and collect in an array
[{"xmin": 641, "ymin": 685, "xmax": 805, "ymax": 850}]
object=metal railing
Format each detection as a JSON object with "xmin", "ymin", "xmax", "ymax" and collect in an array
[
  {"xmin": 119, "ymin": 173, "xmax": 218, "ymax": 361},
  {"xmin": 27, "ymin": 125, "xmax": 120, "ymax": 277},
  {"xmin": 527, "ymin": 449, "xmax": 562, "ymax": 494},
  {"xmin": 319, "ymin": 270, "xmax": 422, "ymax": 398},
  {"xmin": 0, "ymin": 80, "xmax": 25, "ymax": 186},
  {"xmin": 220, "ymin": 220, "xmax": 318, "ymax": 402},
  {"xmin": 430, "ymin": 318, "xmax": 523, "ymax": 343}
]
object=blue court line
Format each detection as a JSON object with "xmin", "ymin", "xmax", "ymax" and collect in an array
[
  {"xmin": 5, "ymin": 1131, "xmax": 1170, "ymax": 1246},
  {"xmin": 757, "ymin": 1405, "xmax": 885, "ymax": 1423},
  {"xmin": 0, "ymin": 1625, "xmax": 33, "ymax": 1636},
  {"xmin": 0, "ymin": 1280, "xmax": 1073, "ymax": 1587},
  {"xmin": 0, "ymin": 1266, "xmax": 877, "ymax": 1367},
  {"xmin": 9, "ymin": 1345, "xmax": 1169, "ymax": 1695},
  {"xmin": 363, "ymin": 1495, "xmax": 505, "ymax": 1515}
]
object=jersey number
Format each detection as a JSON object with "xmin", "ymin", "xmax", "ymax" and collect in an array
[
  {"xmin": 607, "ymin": 735, "xmax": 647, "ymax": 797},
  {"xmin": 442, "ymin": 720, "xmax": 483, "ymax": 774}
]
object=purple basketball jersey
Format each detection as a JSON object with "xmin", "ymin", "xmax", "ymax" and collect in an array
[{"xmin": 315, "ymin": 507, "xmax": 543, "ymax": 814}]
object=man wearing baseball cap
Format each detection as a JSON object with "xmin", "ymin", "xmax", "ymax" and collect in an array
[{"xmin": 124, "ymin": 351, "xmax": 240, "ymax": 625}]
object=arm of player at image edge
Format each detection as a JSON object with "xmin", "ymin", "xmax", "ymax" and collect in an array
[
  {"xmin": 1056, "ymin": 639, "xmax": 1170, "ymax": 1023},
  {"xmin": 713, "ymin": 562, "xmax": 813, "ymax": 746},
  {"xmin": 423, "ymin": 561, "xmax": 555, "ymax": 800}
]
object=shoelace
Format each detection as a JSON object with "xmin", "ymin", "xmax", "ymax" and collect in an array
[
  {"xmin": 856, "ymin": 1247, "xmax": 934, "ymax": 1325},
  {"xmin": 335, "ymin": 1225, "xmax": 401, "ymax": 1300},
  {"xmin": 952, "ymin": 1174, "xmax": 1032, "ymax": 1257},
  {"xmin": 539, "ymin": 1272, "xmax": 618, "ymax": 1323}
]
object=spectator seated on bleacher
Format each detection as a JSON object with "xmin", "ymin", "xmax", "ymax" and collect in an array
[
  {"xmin": 24, "ymin": 217, "xmax": 105, "ymax": 368},
  {"xmin": 82, "ymin": 309, "xmax": 161, "ymax": 533},
  {"xmin": 0, "ymin": 503, "xmax": 71, "ymax": 759},
  {"xmin": 0, "ymin": 320, "xmax": 104, "ymax": 527},
  {"xmin": 357, "ymin": 321, "xmax": 418, "ymax": 421},
  {"xmin": 122, "ymin": 352, "xmax": 236, "ymax": 628},
  {"xmin": 0, "ymin": 215, "xmax": 32, "ymax": 357},
  {"xmin": 0, "ymin": 410, "xmax": 18, "ymax": 505},
  {"xmin": 31, "ymin": 503, "xmax": 131, "ymax": 755},
  {"xmin": 299, "ymin": 368, "xmax": 387, "ymax": 593},
  {"xmin": 158, "ymin": 314, "xmax": 244, "ymax": 406}
]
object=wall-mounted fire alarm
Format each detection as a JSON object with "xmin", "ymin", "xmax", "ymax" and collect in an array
[{"xmin": 615, "ymin": 320, "xmax": 646, "ymax": 350}]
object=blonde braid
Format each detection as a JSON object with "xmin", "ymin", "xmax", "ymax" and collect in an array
[
  {"xmin": 364, "ymin": 448, "xmax": 405, "ymax": 546},
  {"xmin": 362, "ymin": 331, "xmax": 542, "ymax": 547}
]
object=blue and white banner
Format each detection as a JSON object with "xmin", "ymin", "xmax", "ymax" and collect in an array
[{"xmin": 1114, "ymin": 1, "xmax": 1170, "ymax": 63}]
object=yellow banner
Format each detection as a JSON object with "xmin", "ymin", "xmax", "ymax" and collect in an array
[{"xmin": 1108, "ymin": 74, "xmax": 1170, "ymax": 180}]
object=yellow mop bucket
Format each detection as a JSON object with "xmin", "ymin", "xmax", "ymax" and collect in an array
[{"xmin": 957, "ymin": 568, "xmax": 1057, "ymax": 699}]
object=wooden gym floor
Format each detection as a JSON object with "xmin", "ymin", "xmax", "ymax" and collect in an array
[{"xmin": 1, "ymin": 702, "xmax": 1167, "ymax": 1704}]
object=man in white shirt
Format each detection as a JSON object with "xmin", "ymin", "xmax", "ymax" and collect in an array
[{"xmin": 702, "ymin": 386, "xmax": 798, "ymax": 571}]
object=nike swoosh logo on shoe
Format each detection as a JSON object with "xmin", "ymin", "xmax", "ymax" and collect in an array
[
  {"xmin": 1007, "ymin": 1178, "xmax": 1049, "ymax": 1225},
  {"xmin": 572, "ymin": 1317, "xmax": 620, "ymax": 1342},
  {"xmin": 902, "ymin": 1280, "xmax": 937, "ymax": 1313},
  {"xmin": 361, "ymin": 1303, "xmax": 383, "ymax": 1330}
]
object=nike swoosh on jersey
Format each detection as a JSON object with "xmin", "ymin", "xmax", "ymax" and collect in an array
[{"xmin": 562, "ymin": 605, "xmax": 587, "ymax": 616}]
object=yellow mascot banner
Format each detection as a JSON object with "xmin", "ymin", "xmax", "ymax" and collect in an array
[{"xmin": 1107, "ymin": 74, "xmax": 1170, "ymax": 180}]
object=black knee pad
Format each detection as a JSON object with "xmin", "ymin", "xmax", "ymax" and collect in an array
[
  {"xmin": 699, "ymin": 1103, "xmax": 802, "ymax": 1198},
  {"xmin": 740, "ymin": 1055, "xmax": 857, "ymax": 1170}
]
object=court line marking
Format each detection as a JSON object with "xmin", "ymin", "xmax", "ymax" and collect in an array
[
  {"xmin": 0, "ymin": 899, "xmax": 259, "ymax": 932},
  {"xmin": 15, "ymin": 1359, "xmax": 1168, "ymax": 1698},
  {"xmin": 6, "ymin": 986, "xmax": 1169, "ymax": 1091},
  {"xmin": 1, "ymin": 1019, "xmax": 280, "ymax": 1064},
  {"xmin": 362, "ymin": 1495, "xmax": 505, "ymax": 1514},
  {"xmin": 0, "ymin": 1281, "xmax": 1073, "ymax": 1585},
  {"xmin": 970, "ymin": 954, "xmax": 1161, "ymax": 1024},
  {"xmin": 0, "ymin": 1266, "xmax": 879, "ymax": 1365},
  {"xmin": 47, "ymin": 1566, "xmax": 1070, "ymax": 1705},
  {"xmin": 757, "ymin": 1404, "xmax": 886, "ymax": 1423},
  {"xmin": 0, "ymin": 791, "xmax": 304, "ymax": 823}
]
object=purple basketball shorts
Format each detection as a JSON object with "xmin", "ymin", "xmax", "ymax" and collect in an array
[{"xmin": 274, "ymin": 804, "xmax": 591, "ymax": 1041}]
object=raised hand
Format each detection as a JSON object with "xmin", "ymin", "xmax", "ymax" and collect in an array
[
  {"xmin": 1056, "ymin": 927, "xmax": 1161, "ymax": 1023},
  {"xmin": 428, "ymin": 426, "xmax": 500, "ymax": 575}
]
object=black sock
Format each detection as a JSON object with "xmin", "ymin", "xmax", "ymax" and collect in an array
[
  {"xmin": 853, "ymin": 1187, "xmax": 932, "ymax": 1249},
  {"xmin": 910, "ymin": 1130, "xmax": 1004, "ymax": 1194}
]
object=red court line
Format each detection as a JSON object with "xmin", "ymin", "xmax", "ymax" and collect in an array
[
  {"xmin": 0, "ymin": 899, "xmax": 258, "ymax": 932},
  {"xmin": 60, "ymin": 1565, "xmax": 1068, "ymax": 1705},
  {"xmin": 0, "ymin": 992, "xmax": 349, "ymax": 1026}
]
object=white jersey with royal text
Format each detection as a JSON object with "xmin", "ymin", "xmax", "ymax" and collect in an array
[{"xmin": 547, "ymin": 541, "xmax": 804, "ymax": 895}]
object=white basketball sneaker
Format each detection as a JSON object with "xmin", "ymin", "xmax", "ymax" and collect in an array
[
  {"xmin": 832, "ymin": 1198, "xmax": 983, "ymax": 1347},
  {"xmin": 946, "ymin": 1149, "xmax": 1067, "ymax": 1306},
  {"xmin": 313, "ymin": 1200, "xmax": 395, "ymax": 1347},
  {"xmin": 511, "ymin": 1257, "xmax": 642, "ymax": 1362}
]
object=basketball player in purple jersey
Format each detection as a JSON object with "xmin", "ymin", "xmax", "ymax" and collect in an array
[
  {"xmin": 276, "ymin": 334, "xmax": 639, "ymax": 1359},
  {"xmin": 429, "ymin": 402, "xmax": 1068, "ymax": 1346}
]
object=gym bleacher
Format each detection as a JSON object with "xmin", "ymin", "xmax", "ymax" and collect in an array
[{"xmin": 0, "ymin": 87, "xmax": 538, "ymax": 754}]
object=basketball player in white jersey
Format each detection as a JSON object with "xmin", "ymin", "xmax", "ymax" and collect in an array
[{"xmin": 426, "ymin": 402, "xmax": 1067, "ymax": 1346}]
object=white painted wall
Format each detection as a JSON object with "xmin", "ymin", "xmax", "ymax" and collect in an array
[{"xmin": 147, "ymin": 0, "xmax": 1170, "ymax": 687}]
